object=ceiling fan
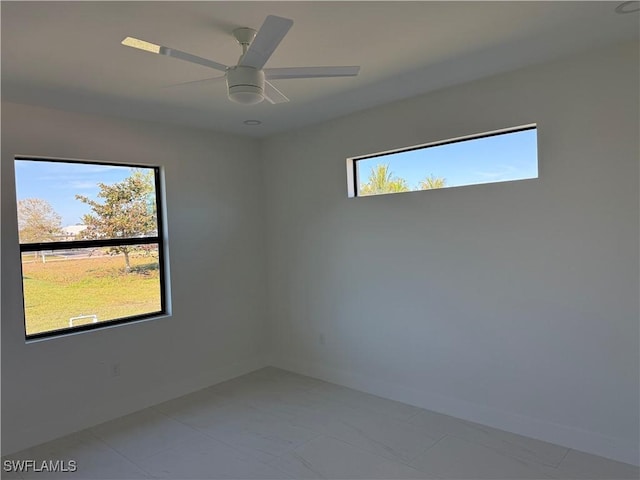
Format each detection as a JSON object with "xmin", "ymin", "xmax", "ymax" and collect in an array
[{"xmin": 122, "ymin": 15, "xmax": 360, "ymax": 105}]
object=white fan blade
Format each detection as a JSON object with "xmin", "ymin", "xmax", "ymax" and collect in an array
[
  {"xmin": 264, "ymin": 66, "xmax": 360, "ymax": 79},
  {"xmin": 238, "ymin": 15, "xmax": 293, "ymax": 69},
  {"xmin": 122, "ymin": 37, "xmax": 228, "ymax": 72},
  {"xmin": 162, "ymin": 76, "xmax": 226, "ymax": 89},
  {"xmin": 264, "ymin": 81, "xmax": 289, "ymax": 104}
]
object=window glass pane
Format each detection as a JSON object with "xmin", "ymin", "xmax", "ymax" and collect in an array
[
  {"xmin": 15, "ymin": 160, "xmax": 158, "ymax": 243},
  {"xmin": 355, "ymin": 127, "xmax": 537, "ymax": 196},
  {"xmin": 21, "ymin": 244, "xmax": 162, "ymax": 337}
]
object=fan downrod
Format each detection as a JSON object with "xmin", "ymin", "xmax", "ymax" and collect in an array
[{"xmin": 233, "ymin": 28, "xmax": 257, "ymax": 54}]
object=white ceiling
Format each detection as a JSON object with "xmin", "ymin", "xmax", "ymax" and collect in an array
[{"xmin": 2, "ymin": 1, "xmax": 638, "ymax": 137}]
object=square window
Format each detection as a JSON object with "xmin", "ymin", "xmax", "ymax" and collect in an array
[{"xmin": 14, "ymin": 158, "xmax": 168, "ymax": 339}]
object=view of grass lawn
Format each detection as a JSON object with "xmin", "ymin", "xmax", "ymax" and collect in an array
[{"xmin": 22, "ymin": 254, "xmax": 161, "ymax": 336}]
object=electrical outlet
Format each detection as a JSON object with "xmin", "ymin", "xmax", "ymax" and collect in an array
[{"xmin": 110, "ymin": 363, "xmax": 121, "ymax": 377}]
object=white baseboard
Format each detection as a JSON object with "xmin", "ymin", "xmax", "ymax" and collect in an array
[
  {"xmin": 272, "ymin": 356, "xmax": 640, "ymax": 467},
  {"xmin": 2, "ymin": 354, "xmax": 268, "ymax": 456}
]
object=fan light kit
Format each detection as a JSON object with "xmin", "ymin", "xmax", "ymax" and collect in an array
[{"xmin": 121, "ymin": 15, "xmax": 360, "ymax": 105}]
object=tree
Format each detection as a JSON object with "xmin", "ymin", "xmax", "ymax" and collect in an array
[
  {"xmin": 360, "ymin": 164, "xmax": 409, "ymax": 195},
  {"xmin": 17, "ymin": 198, "xmax": 63, "ymax": 244},
  {"xmin": 76, "ymin": 170, "xmax": 156, "ymax": 272},
  {"xmin": 418, "ymin": 175, "xmax": 447, "ymax": 190}
]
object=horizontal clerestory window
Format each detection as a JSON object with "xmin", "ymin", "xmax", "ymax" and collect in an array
[{"xmin": 348, "ymin": 125, "xmax": 538, "ymax": 197}]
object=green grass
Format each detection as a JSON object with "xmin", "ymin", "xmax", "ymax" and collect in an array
[{"xmin": 21, "ymin": 254, "xmax": 161, "ymax": 336}]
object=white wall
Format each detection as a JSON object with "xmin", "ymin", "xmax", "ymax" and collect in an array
[
  {"xmin": 2, "ymin": 41, "xmax": 638, "ymax": 466},
  {"xmin": 1, "ymin": 103, "xmax": 268, "ymax": 454},
  {"xmin": 262, "ymin": 41, "xmax": 639, "ymax": 465}
]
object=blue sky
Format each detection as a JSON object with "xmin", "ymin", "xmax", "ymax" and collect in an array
[
  {"xmin": 14, "ymin": 161, "xmax": 142, "ymax": 226},
  {"xmin": 15, "ymin": 129, "xmax": 536, "ymax": 225},
  {"xmin": 356, "ymin": 128, "xmax": 538, "ymax": 191}
]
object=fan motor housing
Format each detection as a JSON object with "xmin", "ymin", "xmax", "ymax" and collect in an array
[{"xmin": 227, "ymin": 66, "xmax": 265, "ymax": 104}]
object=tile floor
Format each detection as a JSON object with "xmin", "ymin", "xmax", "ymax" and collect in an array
[{"xmin": 3, "ymin": 367, "xmax": 639, "ymax": 479}]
